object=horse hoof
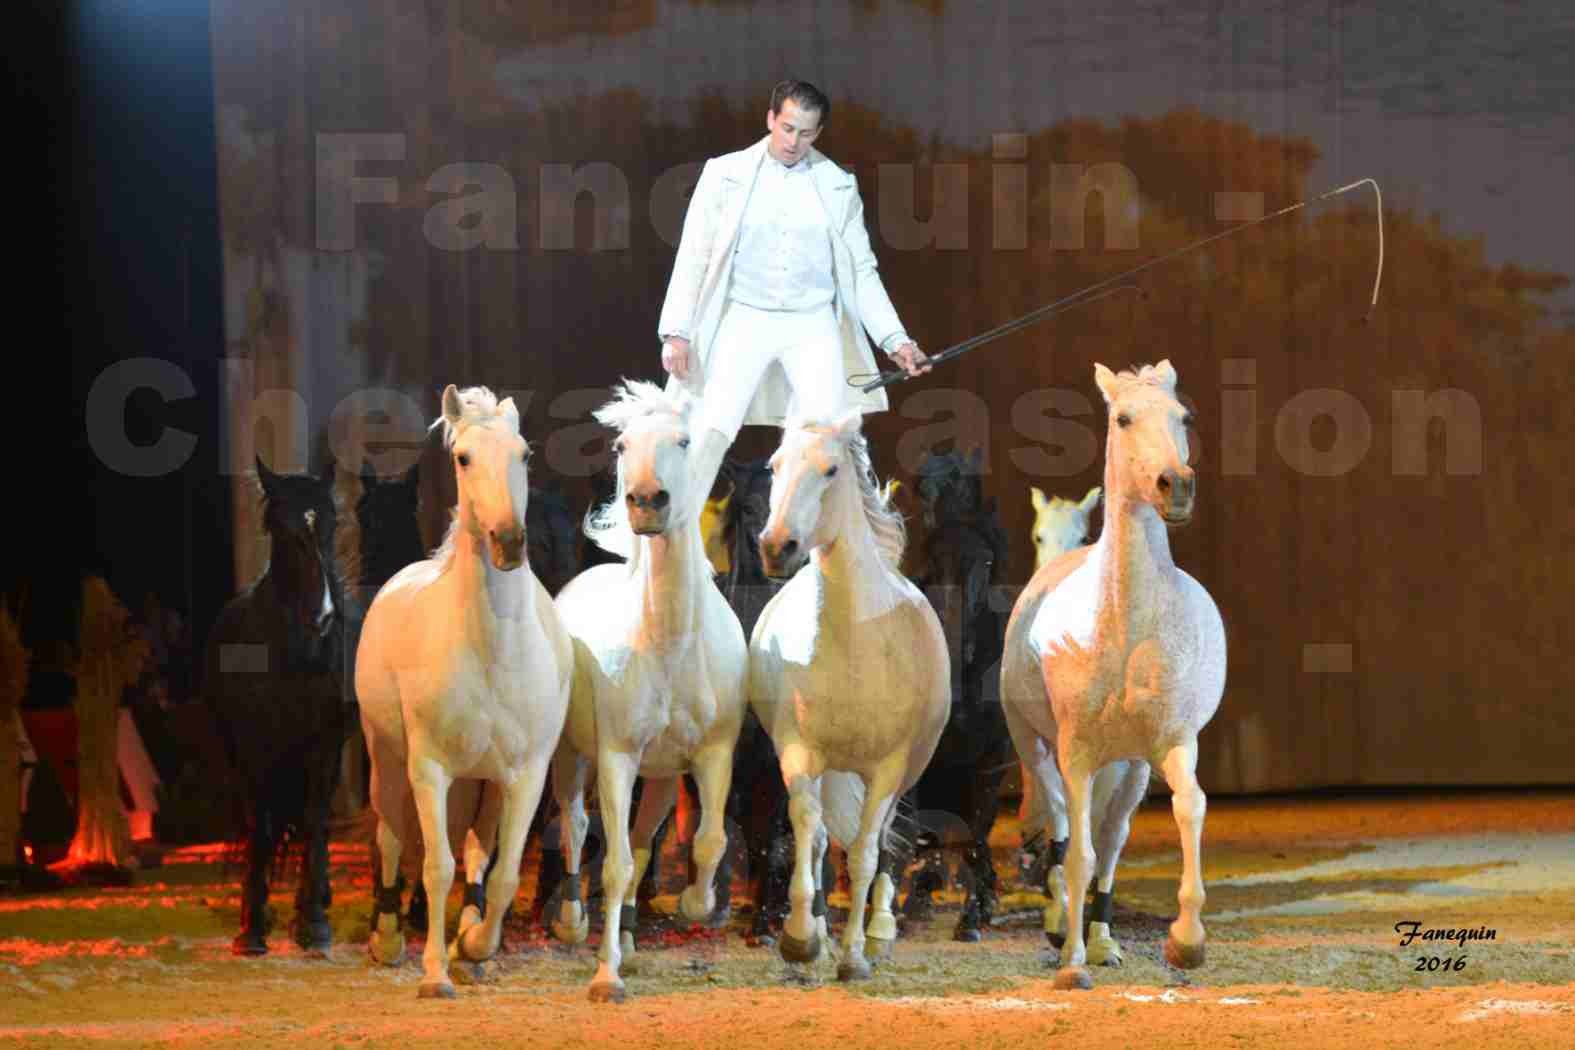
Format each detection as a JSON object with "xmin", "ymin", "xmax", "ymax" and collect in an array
[
  {"xmin": 677, "ymin": 886, "xmax": 714, "ymax": 925},
  {"xmin": 449, "ymin": 959, "xmax": 488, "ymax": 985},
  {"xmin": 866, "ymin": 912, "xmax": 897, "ymax": 942},
  {"xmin": 588, "ymin": 980, "xmax": 627, "ymax": 1004},
  {"xmin": 953, "ymin": 925, "xmax": 982, "ymax": 943},
  {"xmin": 1087, "ymin": 926, "xmax": 1124, "ymax": 968},
  {"xmin": 418, "ymin": 980, "xmax": 457, "ymax": 1000},
  {"xmin": 551, "ymin": 916, "xmax": 590, "ymax": 946},
  {"xmin": 1052, "ymin": 966, "xmax": 1093, "ymax": 991},
  {"xmin": 368, "ymin": 930, "xmax": 406, "ymax": 967},
  {"xmin": 1164, "ymin": 936, "xmax": 1206, "ymax": 969},
  {"xmin": 231, "ymin": 933, "xmax": 268, "ymax": 957},
  {"xmin": 837, "ymin": 956, "xmax": 873, "ymax": 982},
  {"xmin": 292, "ymin": 919, "xmax": 333, "ymax": 955},
  {"xmin": 866, "ymin": 935, "xmax": 895, "ymax": 961},
  {"xmin": 1044, "ymin": 929, "xmax": 1066, "ymax": 950},
  {"xmin": 778, "ymin": 931, "xmax": 821, "ymax": 964}
]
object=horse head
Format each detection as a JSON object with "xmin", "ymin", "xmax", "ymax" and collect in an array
[
  {"xmin": 437, "ymin": 384, "xmax": 530, "ymax": 571},
  {"xmin": 356, "ymin": 459, "xmax": 423, "ymax": 588},
  {"xmin": 916, "ymin": 446, "xmax": 984, "ymax": 530},
  {"xmin": 1029, "ymin": 484, "xmax": 1101, "ymax": 571},
  {"xmin": 1093, "ymin": 360, "xmax": 1196, "ymax": 526},
  {"xmin": 526, "ymin": 478, "xmax": 579, "ymax": 595},
  {"xmin": 594, "ymin": 380, "xmax": 697, "ymax": 539},
  {"xmin": 256, "ymin": 455, "xmax": 340, "ymax": 638}
]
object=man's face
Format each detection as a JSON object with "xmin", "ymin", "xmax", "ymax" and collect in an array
[{"xmin": 766, "ymin": 98, "xmax": 822, "ymax": 166}]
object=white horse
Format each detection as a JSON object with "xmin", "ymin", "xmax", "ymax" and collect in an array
[
  {"xmin": 1002, "ymin": 360, "xmax": 1226, "ymax": 990},
  {"xmin": 1019, "ymin": 481, "xmax": 1145, "ymax": 966},
  {"xmin": 750, "ymin": 411, "xmax": 950, "ymax": 980},
  {"xmin": 1030, "ymin": 484, "xmax": 1101, "ymax": 572},
  {"xmin": 355, "ymin": 385, "xmax": 574, "ymax": 998},
  {"xmin": 548, "ymin": 380, "xmax": 747, "ymax": 1003}
]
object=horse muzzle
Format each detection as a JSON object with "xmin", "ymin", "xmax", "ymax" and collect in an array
[
  {"xmin": 759, "ymin": 535, "xmax": 804, "ymax": 579},
  {"xmin": 626, "ymin": 488, "xmax": 671, "ymax": 535},
  {"xmin": 489, "ymin": 524, "xmax": 527, "ymax": 570},
  {"xmin": 1157, "ymin": 468, "xmax": 1195, "ymax": 526}
]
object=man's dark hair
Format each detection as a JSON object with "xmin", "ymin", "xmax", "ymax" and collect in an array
[{"xmin": 770, "ymin": 79, "xmax": 830, "ymax": 125}]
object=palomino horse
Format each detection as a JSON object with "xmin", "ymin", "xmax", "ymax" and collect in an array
[
  {"xmin": 356, "ymin": 385, "xmax": 574, "ymax": 999},
  {"xmin": 548, "ymin": 380, "xmax": 747, "ymax": 1003},
  {"xmin": 750, "ymin": 412, "xmax": 950, "ymax": 980},
  {"xmin": 1002, "ymin": 360, "xmax": 1225, "ymax": 990},
  {"xmin": 204, "ymin": 458, "xmax": 356, "ymax": 956}
]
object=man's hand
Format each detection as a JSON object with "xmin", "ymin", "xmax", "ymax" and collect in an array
[
  {"xmin": 889, "ymin": 341, "xmax": 933, "ymax": 377},
  {"xmin": 660, "ymin": 336, "xmax": 692, "ymax": 380}
]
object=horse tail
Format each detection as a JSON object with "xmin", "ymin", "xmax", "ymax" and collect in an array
[{"xmin": 820, "ymin": 770, "xmax": 864, "ymax": 849}]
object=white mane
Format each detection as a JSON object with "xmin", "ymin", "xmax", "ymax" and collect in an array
[
  {"xmin": 584, "ymin": 379, "xmax": 695, "ymax": 559},
  {"xmin": 786, "ymin": 415, "xmax": 907, "ymax": 571}
]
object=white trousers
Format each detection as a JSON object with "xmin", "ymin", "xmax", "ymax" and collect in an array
[{"xmin": 700, "ymin": 301, "xmax": 846, "ymax": 440}]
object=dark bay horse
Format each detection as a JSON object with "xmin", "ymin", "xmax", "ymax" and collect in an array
[
  {"xmin": 903, "ymin": 449, "xmax": 1014, "ymax": 941},
  {"xmin": 203, "ymin": 458, "xmax": 358, "ymax": 956}
]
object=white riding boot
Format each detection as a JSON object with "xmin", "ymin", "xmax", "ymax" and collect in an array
[{"xmin": 689, "ymin": 427, "xmax": 733, "ymax": 506}]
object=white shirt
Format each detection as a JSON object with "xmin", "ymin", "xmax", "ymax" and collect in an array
[{"xmin": 727, "ymin": 152, "xmax": 837, "ymax": 314}]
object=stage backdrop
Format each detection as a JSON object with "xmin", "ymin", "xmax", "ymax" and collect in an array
[{"xmin": 209, "ymin": 2, "xmax": 1573, "ymax": 792}]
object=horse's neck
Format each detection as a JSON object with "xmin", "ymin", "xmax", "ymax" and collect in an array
[
  {"xmin": 451, "ymin": 523, "xmax": 533, "ymax": 630},
  {"xmin": 1093, "ymin": 487, "xmax": 1177, "ymax": 645},
  {"xmin": 631, "ymin": 517, "xmax": 708, "ymax": 650},
  {"xmin": 814, "ymin": 481, "xmax": 897, "ymax": 620}
]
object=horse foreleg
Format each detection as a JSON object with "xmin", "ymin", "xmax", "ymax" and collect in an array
[
  {"xmin": 622, "ymin": 775, "xmax": 678, "ymax": 967},
  {"xmin": 588, "ymin": 752, "xmax": 638, "ymax": 1003},
  {"xmin": 838, "ymin": 759, "xmax": 903, "ymax": 982},
  {"xmin": 1002, "ymin": 700, "xmax": 1068, "ymax": 947},
  {"xmin": 954, "ymin": 762, "xmax": 1006, "ymax": 943},
  {"xmin": 409, "ymin": 757, "xmax": 457, "ymax": 999},
  {"xmin": 680, "ymin": 743, "xmax": 734, "ymax": 925},
  {"xmin": 1051, "ymin": 756, "xmax": 1096, "ymax": 990},
  {"xmin": 1160, "ymin": 742, "xmax": 1207, "ymax": 969},
  {"xmin": 450, "ymin": 780, "xmax": 500, "ymax": 967},
  {"xmin": 233, "ymin": 798, "xmax": 276, "ymax": 956},
  {"xmin": 293, "ymin": 769, "xmax": 335, "ymax": 955},
  {"xmin": 1086, "ymin": 760, "xmax": 1148, "ymax": 967}
]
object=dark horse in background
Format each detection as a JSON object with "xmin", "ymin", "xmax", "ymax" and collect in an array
[
  {"xmin": 203, "ymin": 458, "xmax": 358, "ymax": 956},
  {"xmin": 903, "ymin": 448, "xmax": 1014, "ymax": 941}
]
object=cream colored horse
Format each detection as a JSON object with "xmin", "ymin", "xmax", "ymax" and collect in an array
[
  {"xmin": 1002, "ymin": 361, "xmax": 1226, "ymax": 990},
  {"xmin": 1030, "ymin": 485, "xmax": 1101, "ymax": 572},
  {"xmin": 355, "ymin": 385, "xmax": 574, "ymax": 998},
  {"xmin": 750, "ymin": 411, "xmax": 950, "ymax": 981},
  {"xmin": 549, "ymin": 380, "xmax": 747, "ymax": 1003}
]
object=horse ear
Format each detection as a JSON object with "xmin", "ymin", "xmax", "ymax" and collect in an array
[
  {"xmin": 833, "ymin": 408, "xmax": 863, "ymax": 440},
  {"xmin": 255, "ymin": 454, "xmax": 282, "ymax": 497},
  {"xmin": 1030, "ymin": 486, "xmax": 1048, "ymax": 511},
  {"xmin": 498, "ymin": 396, "xmax": 521, "ymax": 432},
  {"xmin": 1151, "ymin": 359, "xmax": 1178, "ymax": 390},
  {"xmin": 441, "ymin": 384, "xmax": 464, "ymax": 428},
  {"xmin": 1093, "ymin": 363, "xmax": 1120, "ymax": 403},
  {"xmin": 1079, "ymin": 486, "xmax": 1103, "ymax": 515}
]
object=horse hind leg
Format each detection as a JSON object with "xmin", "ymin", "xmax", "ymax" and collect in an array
[
  {"xmin": 1085, "ymin": 760, "xmax": 1148, "ymax": 967},
  {"xmin": 679, "ymin": 743, "xmax": 736, "ymax": 927},
  {"xmin": 454, "ymin": 760, "xmax": 553, "ymax": 971},
  {"xmin": 864, "ymin": 807, "xmax": 903, "ymax": 952},
  {"xmin": 548, "ymin": 746, "xmax": 592, "ymax": 945},
  {"xmin": 367, "ymin": 737, "xmax": 411, "ymax": 967},
  {"xmin": 954, "ymin": 761, "xmax": 1009, "ymax": 943},
  {"xmin": 449, "ymin": 780, "xmax": 501, "ymax": 982},
  {"xmin": 837, "ymin": 759, "xmax": 904, "ymax": 982},
  {"xmin": 1160, "ymin": 742, "xmax": 1207, "ymax": 969},
  {"xmin": 620, "ymin": 775, "xmax": 678, "ymax": 972}
]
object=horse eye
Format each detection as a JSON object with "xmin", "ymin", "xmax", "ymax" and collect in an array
[
  {"xmin": 678, "ymin": 436, "xmax": 691, "ymax": 449},
  {"xmin": 825, "ymin": 465, "xmax": 838, "ymax": 478},
  {"xmin": 1116, "ymin": 413, "xmax": 1131, "ymax": 428},
  {"xmin": 457, "ymin": 452, "xmax": 470, "ymax": 468},
  {"xmin": 612, "ymin": 438, "xmax": 626, "ymax": 455}
]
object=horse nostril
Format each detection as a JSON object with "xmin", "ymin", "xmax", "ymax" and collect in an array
[
  {"xmin": 652, "ymin": 489, "xmax": 669, "ymax": 509},
  {"xmin": 1157, "ymin": 475, "xmax": 1171, "ymax": 492},
  {"xmin": 782, "ymin": 539, "xmax": 799, "ymax": 558}
]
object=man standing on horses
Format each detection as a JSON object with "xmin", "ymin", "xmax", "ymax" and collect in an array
[{"xmin": 658, "ymin": 78, "xmax": 932, "ymax": 499}]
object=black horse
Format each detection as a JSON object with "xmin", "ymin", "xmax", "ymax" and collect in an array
[
  {"xmin": 355, "ymin": 461, "xmax": 424, "ymax": 601},
  {"xmin": 203, "ymin": 458, "xmax": 358, "ymax": 956},
  {"xmin": 902, "ymin": 448, "xmax": 1014, "ymax": 941}
]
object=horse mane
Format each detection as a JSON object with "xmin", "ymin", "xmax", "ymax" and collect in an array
[
  {"xmin": 789, "ymin": 417, "xmax": 907, "ymax": 571},
  {"xmin": 583, "ymin": 379, "xmax": 694, "ymax": 559}
]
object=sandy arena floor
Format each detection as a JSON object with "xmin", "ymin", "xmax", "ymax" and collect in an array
[{"xmin": 3, "ymin": 788, "xmax": 1574, "ymax": 1049}]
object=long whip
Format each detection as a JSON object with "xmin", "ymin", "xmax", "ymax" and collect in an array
[{"xmin": 858, "ymin": 177, "xmax": 1384, "ymax": 393}]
